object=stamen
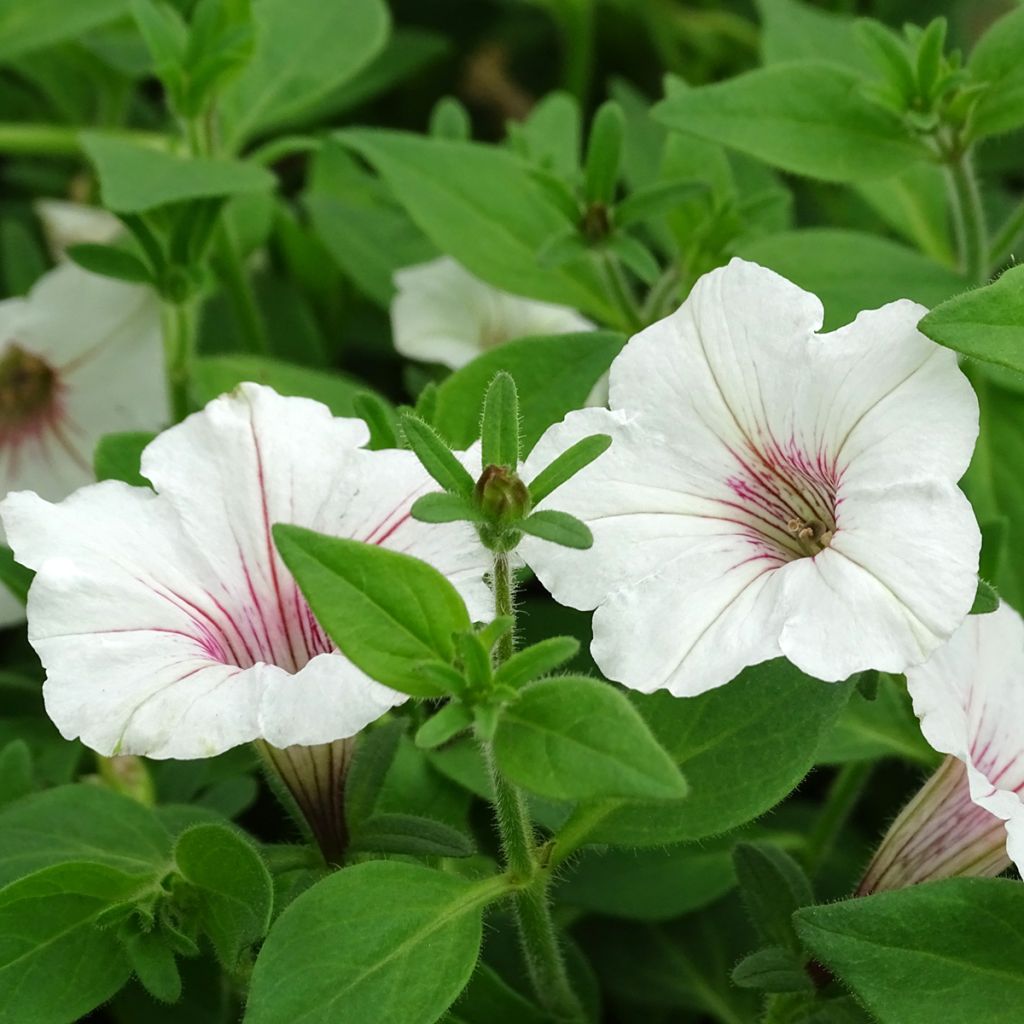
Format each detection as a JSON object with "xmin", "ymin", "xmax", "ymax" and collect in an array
[
  {"xmin": 786, "ymin": 516, "xmax": 833, "ymax": 555},
  {"xmin": 0, "ymin": 342, "xmax": 58, "ymax": 427}
]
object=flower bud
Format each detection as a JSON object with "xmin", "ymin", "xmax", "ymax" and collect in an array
[{"xmin": 475, "ymin": 464, "xmax": 532, "ymax": 524}]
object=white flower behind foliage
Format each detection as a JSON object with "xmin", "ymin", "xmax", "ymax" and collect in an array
[
  {"xmin": 0, "ymin": 261, "xmax": 166, "ymax": 624},
  {"xmin": 391, "ymin": 256, "xmax": 593, "ymax": 369},
  {"xmin": 1, "ymin": 384, "xmax": 492, "ymax": 758},
  {"xmin": 34, "ymin": 200, "xmax": 122, "ymax": 261},
  {"xmin": 522, "ymin": 258, "xmax": 981, "ymax": 697}
]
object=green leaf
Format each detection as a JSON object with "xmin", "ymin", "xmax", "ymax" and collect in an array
[
  {"xmin": 94, "ymin": 431, "xmax": 157, "ymax": 487},
  {"xmin": 731, "ymin": 945, "xmax": 812, "ymax": 992},
  {"xmin": 513, "ymin": 91, "xmax": 580, "ymax": 178},
  {"xmin": 0, "ymin": 862, "xmax": 141, "ymax": 1023},
  {"xmin": 353, "ymin": 391, "xmax": 399, "ymax": 450},
  {"xmin": 219, "ymin": 0, "xmax": 389, "ymax": 147},
  {"xmin": 736, "ymin": 228, "xmax": 965, "ymax": 330},
  {"xmin": 442, "ymin": 961, "xmax": 549, "ymax": 1024},
  {"xmin": 173, "ymin": 823, "xmax": 272, "ymax": 969},
  {"xmin": 0, "ymin": 741, "xmax": 32, "ymax": 808},
  {"xmin": 965, "ymin": 381, "xmax": 1024, "ymax": 609},
  {"xmin": 410, "ymin": 493, "xmax": 482, "ymax": 525},
  {"xmin": 853, "ymin": 162, "xmax": 953, "ymax": 265},
  {"xmin": 494, "ymin": 637, "xmax": 580, "ymax": 690},
  {"xmin": 756, "ymin": 0, "xmax": 871, "ymax": 73},
  {"xmin": 273, "ymin": 526, "xmax": 471, "ymax": 695},
  {"xmin": 614, "ymin": 179, "xmax": 706, "ymax": 229},
  {"xmin": 557, "ymin": 825, "xmax": 799, "ymax": 921},
  {"xmin": 919, "ymin": 264, "xmax": 1024, "ymax": 372},
  {"xmin": 796, "ymin": 879, "xmax": 1024, "ymax": 1024},
  {"xmin": 971, "ymin": 578, "xmax": 1000, "ymax": 615},
  {"xmin": 528, "ymin": 434, "xmax": 612, "ymax": 507},
  {"xmin": 816, "ymin": 673, "xmax": 937, "ymax": 767},
  {"xmin": 0, "ymin": 545, "xmax": 32, "ymax": 606},
  {"xmin": 349, "ymin": 813, "xmax": 474, "ymax": 858},
  {"xmin": 519, "ymin": 510, "xmax": 593, "ymax": 549},
  {"xmin": 344, "ymin": 720, "xmax": 406, "ymax": 830},
  {"xmin": 587, "ymin": 661, "xmax": 852, "ymax": 846},
  {"xmin": 433, "ymin": 332, "xmax": 623, "ymax": 451},
  {"xmin": 400, "ymin": 414, "xmax": 476, "ymax": 498},
  {"xmin": 415, "ymin": 703, "xmax": 474, "ymax": 750},
  {"xmin": 66, "ymin": 243, "xmax": 152, "ymax": 284},
  {"xmin": 245, "ymin": 862, "xmax": 488, "ymax": 1024},
  {"xmin": 429, "ymin": 96, "xmax": 471, "ymax": 141},
  {"xmin": 653, "ymin": 62, "xmax": 927, "ymax": 183},
  {"xmin": 192, "ymin": 354, "xmax": 374, "ymax": 416},
  {"xmin": 493, "ymin": 676, "xmax": 688, "ymax": 802},
  {"xmin": 968, "ymin": 6, "xmax": 1024, "ymax": 140},
  {"xmin": 733, "ymin": 842, "xmax": 813, "ymax": 951},
  {"xmin": 81, "ymin": 134, "xmax": 275, "ymax": 213},
  {"xmin": 0, "ymin": 0, "xmax": 128, "ymax": 62},
  {"xmin": 0, "ymin": 784, "xmax": 170, "ymax": 889},
  {"xmin": 122, "ymin": 926, "xmax": 182, "ymax": 1003},
  {"xmin": 584, "ymin": 101, "xmax": 625, "ymax": 205},
  {"xmin": 305, "ymin": 142, "xmax": 435, "ymax": 307},
  {"xmin": 481, "ymin": 372, "xmax": 520, "ymax": 471},
  {"xmin": 337, "ymin": 129, "xmax": 616, "ymax": 321}
]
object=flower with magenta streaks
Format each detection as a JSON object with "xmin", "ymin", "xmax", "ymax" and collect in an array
[
  {"xmin": 391, "ymin": 256, "xmax": 593, "ymax": 369},
  {"xmin": 860, "ymin": 603, "xmax": 1024, "ymax": 894},
  {"xmin": 0, "ymin": 383, "xmax": 491, "ymax": 759},
  {"xmin": 0, "ymin": 261, "xmax": 166, "ymax": 624},
  {"xmin": 521, "ymin": 258, "xmax": 981, "ymax": 696}
]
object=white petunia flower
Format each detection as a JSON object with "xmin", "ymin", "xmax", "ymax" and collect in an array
[
  {"xmin": 859, "ymin": 603, "xmax": 1024, "ymax": 894},
  {"xmin": 0, "ymin": 261, "xmax": 166, "ymax": 624},
  {"xmin": 391, "ymin": 256, "xmax": 594, "ymax": 370},
  {"xmin": 34, "ymin": 199, "xmax": 123, "ymax": 261},
  {"xmin": 0, "ymin": 384, "xmax": 492, "ymax": 760},
  {"xmin": 521, "ymin": 258, "xmax": 981, "ymax": 697}
]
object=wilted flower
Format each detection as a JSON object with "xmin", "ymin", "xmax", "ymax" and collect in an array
[
  {"xmin": 391, "ymin": 255, "xmax": 593, "ymax": 369},
  {"xmin": 34, "ymin": 199, "xmax": 122, "ymax": 261},
  {"xmin": 0, "ymin": 384, "xmax": 492, "ymax": 759},
  {"xmin": 522, "ymin": 258, "xmax": 981, "ymax": 697},
  {"xmin": 859, "ymin": 603, "xmax": 1024, "ymax": 894},
  {"xmin": 0, "ymin": 261, "xmax": 165, "ymax": 624}
]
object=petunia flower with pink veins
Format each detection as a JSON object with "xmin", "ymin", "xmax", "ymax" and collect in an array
[
  {"xmin": 520, "ymin": 257, "xmax": 981, "ymax": 697},
  {"xmin": 860, "ymin": 602, "xmax": 1024, "ymax": 894},
  {"xmin": 0, "ymin": 383, "xmax": 492, "ymax": 760},
  {"xmin": 0, "ymin": 260, "xmax": 166, "ymax": 624}
]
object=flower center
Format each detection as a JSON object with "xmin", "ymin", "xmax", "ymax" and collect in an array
[
  {"xmin": 0, "ymin": 342, "xmax": 59, "ymax": 429},
  {"xmin": 724, "ymin": 436, "xmax": 840, "ymax": 565}
]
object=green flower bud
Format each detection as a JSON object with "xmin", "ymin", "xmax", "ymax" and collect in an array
[{"xmin": 475, "ymin": 464, "xmax": 532, "ymax": 525}]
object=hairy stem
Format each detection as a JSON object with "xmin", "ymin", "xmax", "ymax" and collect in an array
[{"xmin": 483, "ymin": 550, "xmax": 584, "ymax": 1022}]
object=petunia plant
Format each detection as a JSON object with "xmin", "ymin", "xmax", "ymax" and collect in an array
[{"xmin": 1, "ymin": 0, "xmax": 1024, "ymax": 1023}]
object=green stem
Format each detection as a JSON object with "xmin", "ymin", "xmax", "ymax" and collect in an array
[
  {"xmin": 641, "ymin": 264, "xmax": 681, "ymax": 325},
  {"xmin": 482, "ymin": 550, "xmax": 584, "ymax": 1022},
  {"xmin": 160, "ymin": 299, "xmax": 197, "ymax": 423},
  {"xmin": 0, "ymin": 123, "xmax": 168, "ymax": 156},
  {"xmin": 215, "ymin": 226, "xmax": 270, "ymax": 354},
  {"xmin": 944, "ymin": 147, "xmax": 989, "ymax": 285},
  {"xmin": 988, "ymin": 196, "xmax": 1024, "ymax": 269},
  {"xmin": 601, "ymin": 252, "xmax": 643, "ymax": 332},
  {"xmin": 804, "ymin": 761, "xmax": 874, "ymax": 877}
]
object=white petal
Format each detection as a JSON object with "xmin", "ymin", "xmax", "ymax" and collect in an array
[
  {"xmin": 608, "ymin": 257, "xmax": 824, "ymax": 459},
  {"xmin": 906, "ymin": 603, "xmax": 1024, "ymax": 872},
  {"xmin": 259, "ymin": 653, "xmax": 405, "ymax": 748},
  {"xmin": 778, "ymin": 481, "xmax": 980, "ymax": 680},
  {"xmin": 815, "ymin": 302, "xmax": 978, "ymax": 487},
  {"xmin": 391, "ymin": 256, "xmax": 592, "ymax": 369},
  {"xmin": 1, "ymin": 485, "xmax": 265, "ymax": 758}
]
